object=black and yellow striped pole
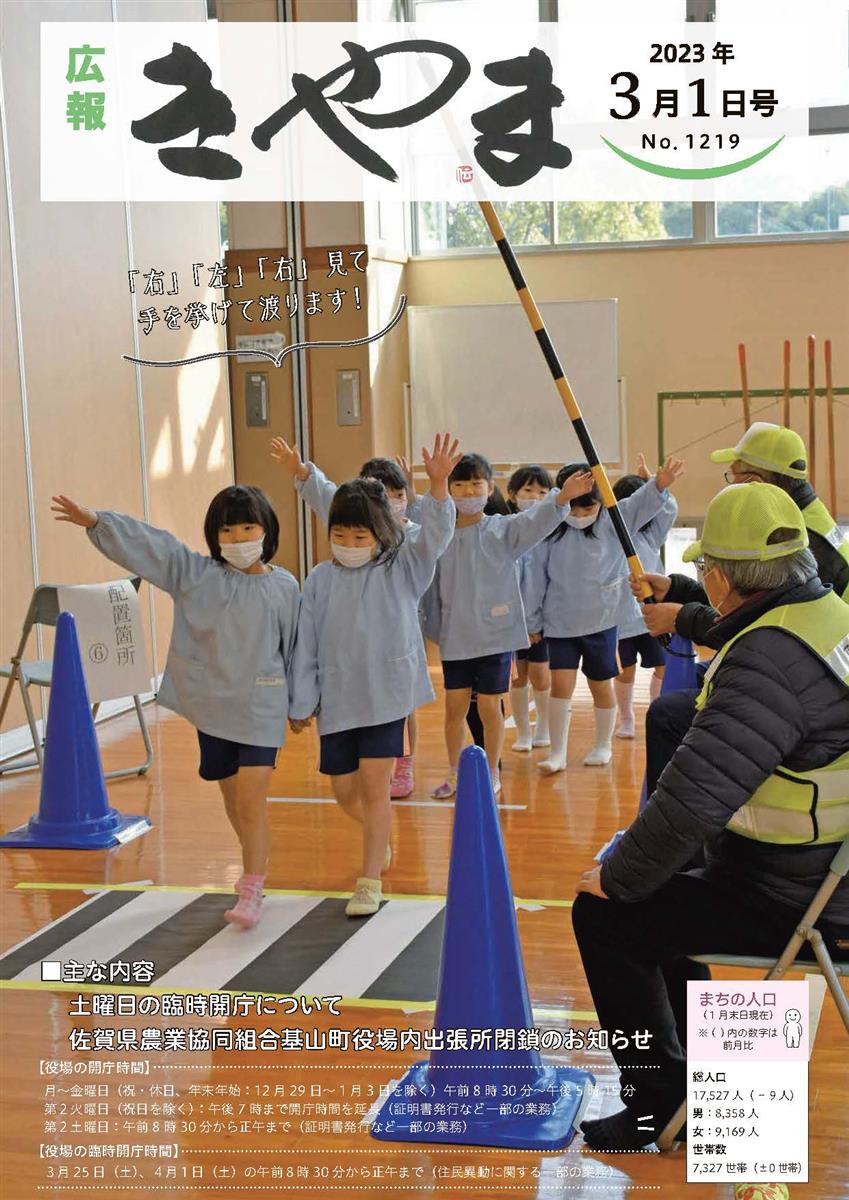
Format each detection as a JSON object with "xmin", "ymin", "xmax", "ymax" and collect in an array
[{"xmin": 478, "ymin": 200, "xmax": 653, "ymax": 603}]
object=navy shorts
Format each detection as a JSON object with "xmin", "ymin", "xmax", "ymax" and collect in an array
[
  {"xmin": 319, "ymin": 718, "xmax": 406, "ymax": 776},
  {"xmin": 548, "ymin": 628, "xmax": 618, "ymax": 681},
  {"xmin": 516, "ymin": 637, "xmax": 549, "ymax": 665},
  {"xmin": 618, "ymin": 632, "xmax": 668, "ymax": 670},
  {"xmin": 197, "ymin": 730, "xmax": 278, "ymax": 781},
  {"xmin": 442, "ymin": 652, "xmax": 513, "ymax": 695}
]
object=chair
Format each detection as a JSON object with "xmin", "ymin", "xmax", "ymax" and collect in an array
[
  {"xmin": 656, "ymin": 833, "xmax": 849, "ymax": 1151},
  {"xmin": 0, "ymin": 580, "xmax": 153, "ymax": 781}
]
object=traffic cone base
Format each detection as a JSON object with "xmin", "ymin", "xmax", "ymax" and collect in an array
[
  {"xmin": 371, "ymin": 1061, "xmax": 594, "ymax": 1150},
  {"xmin": 371, "ymin": 745, "xmax": 594, "ymax": 1150},
  {"xmin": 0, "ymin": 811, "xmax": 150, "ymax": 850},
  {"xmin": 0, "ymin": 613, "xmax": 151, "ymax": 851}
]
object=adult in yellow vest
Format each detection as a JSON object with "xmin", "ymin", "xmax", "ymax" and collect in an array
[
  {"xmin": 711, "ymin": 421, "xmax": 849, "ymax": 601},
  {"xmin": 572, "ymin": 483, "xmax": 849, "ymax": 1153}
]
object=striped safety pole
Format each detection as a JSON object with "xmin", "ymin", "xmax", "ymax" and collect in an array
[{"xmin": 478, "ymin": 200, "xmax": 654, "ymax": 602}]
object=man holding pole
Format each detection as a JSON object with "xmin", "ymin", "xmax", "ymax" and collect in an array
[{"xmin": 637, "ymin": 422, "xmax": 848, "ymax": 803}]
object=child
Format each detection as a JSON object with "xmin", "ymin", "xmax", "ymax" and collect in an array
[
  {"xmin": 271, "ymin": 440, "xmax": 419, "ymax": 800},
  {"xmin": 289, "ymin": 434, "xmax": 459, "ymax": 917},
  {"xmin": 51, "ymin": 486, "xmax": 302, "ymax": 929},
  {"xmin": 426, "ymin": 454, "xmax": 593, "ymax": 799},
  {"xmin": 506, "ymin": 465, "xmax": 555, "ymax": 752},
  {"xmin": 524, "ymin": 456, "xmax": 684, "ymax": 773},
  {"xmin": 612, "ymin": 455, "xmax": 679, "ymax": 738}
]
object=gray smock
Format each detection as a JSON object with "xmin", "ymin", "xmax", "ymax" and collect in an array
[
  {"xmin": 428, "ymin": 491, "xmax": 568, "ymax": 662},
  {"xmin": 289, "ymin": 493, "xmax": 455, "ymax": 736},
  {"xmin": 616, "ymin": 491, "xmax": 678, "ymax": 639},
  {"xmin": 87, "ymin": 511, "xmax": 300, "ymax": 747},
  {"xmin": 524, "ymin": 479, "xmax": 671, "ymax": 639}
]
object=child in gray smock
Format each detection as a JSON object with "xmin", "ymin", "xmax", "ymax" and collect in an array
[
  {"xmin": 271, "ymin": 441, "xmax": 421, "ymax": 800},
  {"xmin": 612, "ymin": 458, "xmax": 680, "ymax": 738},
  {"xmin": 52, "ymin": 485, "xmax": 301, "ymax": 931},
  {"xmin": 289, "ymin": 434, "xmax": 460, "ymax": 918},
  {"xmin": 523, "ymin": 456, "xmax": 684, "ymax": 774}
]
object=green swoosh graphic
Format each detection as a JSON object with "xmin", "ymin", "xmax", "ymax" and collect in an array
[{"xmin": 601, "ymin": 134, "xmax": 785, "ymax": 179}]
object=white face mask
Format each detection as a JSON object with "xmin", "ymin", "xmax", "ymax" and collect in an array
[
  {"xmin": 516, "ymin": 497, "xmax": 539, "ymax": 511},
  {"xmin": 331, "ymin": 543, "xmax": 374, "ymax": 568},
  {"xmin": 564, "ymin": 512, "xmax": 598, "ymax": 530},
  {"xmin": 389, "ymin": 496, "xmax": 408, "ymax": 517},
  {"xmin": 453, "ymin": 494, "xmax": 488, "ymax": 515},
  {"xmin": 219, "ymin": 538, "xmax": 264, "ymax": 568}
]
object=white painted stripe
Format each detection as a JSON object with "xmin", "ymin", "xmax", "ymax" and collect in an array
[
  {"xmin": 13, "ymin": 892, "xmax": 196, "ymax": 982},
  {"xmin": 155, "ymin": 895, "xmax": 323, "ymax": 990},
  {"xmin": 267, "ymin": 796, "xmax": 526, "ymax": 811},
  {"xmin": 295, "ymin": 898, "xmax": 444, "ymax": 999}
]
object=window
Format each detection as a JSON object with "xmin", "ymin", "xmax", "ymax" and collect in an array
[
  {"xmin": 715, "ymin": 136, "xmax": 849, "ymax": 238},
  {"xmin": 416, "ymin": 200, "xmax": 693, "ymax": 251}
]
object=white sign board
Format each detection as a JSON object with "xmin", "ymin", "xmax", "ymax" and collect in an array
[{"xmin": 57, "ymin": 580, "xmax": 151, "ymax": 705}]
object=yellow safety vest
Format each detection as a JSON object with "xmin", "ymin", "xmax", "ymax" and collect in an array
[
  {"xmin": 696, "ymin": 591, "xmax": 849, "ymax": 845},
  {"xmin": 803, "ymin": 497, "xmax": 849, "ymax": 603}
]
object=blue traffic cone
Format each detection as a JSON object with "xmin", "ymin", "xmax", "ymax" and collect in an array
[
  {"xmin": 371, "ymin": 744, "xmax": 594, "ymax": 1150},
  {"xmin": 0, "ymin": 613, "xmax": 151, "ymax": 850}
]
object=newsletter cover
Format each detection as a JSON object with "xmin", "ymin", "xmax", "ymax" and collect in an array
[{"xmin": 1, "ymin": 2, "xmax": 847, "ymax": 1199}]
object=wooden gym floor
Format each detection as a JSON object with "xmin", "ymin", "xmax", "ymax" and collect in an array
[{"xmin": 1, "ymin": 672, "xmax": 847, "ymax": 1199}]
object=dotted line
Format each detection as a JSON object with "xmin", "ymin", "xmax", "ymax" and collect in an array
[
  {"xmin": 147, "ymin": 1064, "xmax": 660, "ymax": 1070},
  {"xmin": 36, "ymin": 1188, "xmax": 664, "ymax": 1192},
  {"xmin": 183, "ymin": 1148, "xmax": 657, "ymax": 1156}
]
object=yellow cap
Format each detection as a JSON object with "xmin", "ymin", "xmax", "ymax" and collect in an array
[
  {"xmin": 683, "ymin": 483, "xmax": 809, "ymax": 563},
  {"xmin": 709, "ymin": 422, "xmax": 808, "ymax": 480}
]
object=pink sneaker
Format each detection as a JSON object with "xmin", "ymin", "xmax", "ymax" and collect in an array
[
  {"xmin": 390, "ymin": 755, "xmax": 414, "ymax": 799},
  {"xmin": 234, "ymin": 874, "xmax": 244, "ymax": 894},
  {"xmin": 430, "ymin": 775, "xmax": 457, "ymax": 800},
  {"xmin": 225, "ymin": 878, "xmax": 264, "ymax": 928}
]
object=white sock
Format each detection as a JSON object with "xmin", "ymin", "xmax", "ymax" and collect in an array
[
  {"xmin": 584, "ymin": 705, "xmax": 617, "ymax": 766},
  {"xmin": 614, "ymin": 679, "xmax": 635, "ymax": 738},
  {"xmin": 510, "ymin": 685, "xmax": 533, "ymax": 751},
  {"xmin": 532, "ymin": 687, "xmax": 551, "ymax": 746},
  {"xmin": 539, "ymin": 698, "xmax": 572, "ymax": 774},
  {"xmin": 650, "ymin": 670, "xmax": 663, "ymax": 701}
]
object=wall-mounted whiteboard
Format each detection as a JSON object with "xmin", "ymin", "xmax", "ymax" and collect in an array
[{"xmin": 408, "ymin": 300, "xmax": 620, "ymax": 467}]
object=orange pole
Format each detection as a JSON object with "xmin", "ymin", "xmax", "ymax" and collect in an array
[
  {"xmin": 807, "ymin": 334, "xmax": 816, "ymax": 488},
  {"xmin": 825, "ymin": 339, "xmax": 836, "ymax": 515},
  {"xmin": 782, "ymin": 340, "xmax": 791, "ymax": 427},
  {"xmin": 738, "ymin": 343, "xmax": 751, "ymax": 429}
]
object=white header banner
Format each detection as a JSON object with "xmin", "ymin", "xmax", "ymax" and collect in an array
[{"xmin": 40, "ymin": 16, "xmax": 828, "ymax": 201}]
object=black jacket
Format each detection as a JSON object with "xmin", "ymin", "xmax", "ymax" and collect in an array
[{"xmin": 601, "ymin": 576, "xmax": 849, "ymax": 929}]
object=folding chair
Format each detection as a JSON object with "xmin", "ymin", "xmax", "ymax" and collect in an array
[
  {"xmin": 0, "ymin": 580, "xmax": 153, "ymax": 781},
  {"xmin": 657, "ymin": 833, "xmax": 849, "ymax": 1151}
]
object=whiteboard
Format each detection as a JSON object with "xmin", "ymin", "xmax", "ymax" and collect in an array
[{"xmin": 408, "ymin": 300, "xmax": 620, "ymax": 468}]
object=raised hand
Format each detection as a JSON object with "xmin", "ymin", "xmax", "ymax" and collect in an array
[
  {"xmin": 270, "ymin": 437, "xmax": 309, "ymax": 481},
  {"xmin": 557, "ymin": 469, "xmax": 595, "ymax": 506},
  {"xmin": 636, "ymin": 451, "xmax": 652, "ymax": 481},
  {"xmin": 395, "ymin": 454, "xmax": 417, "ymax": 506},
  {"xmin": 51, "ymin": 495, "xmax": 98, "ymax": 529},
  {"xmin": 656, "ymin": 455, "xmax": 685, "ymax": 491},
  {"xmin": 421, "ymin": 433, "xmax": 461, "ymax": 501}
]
